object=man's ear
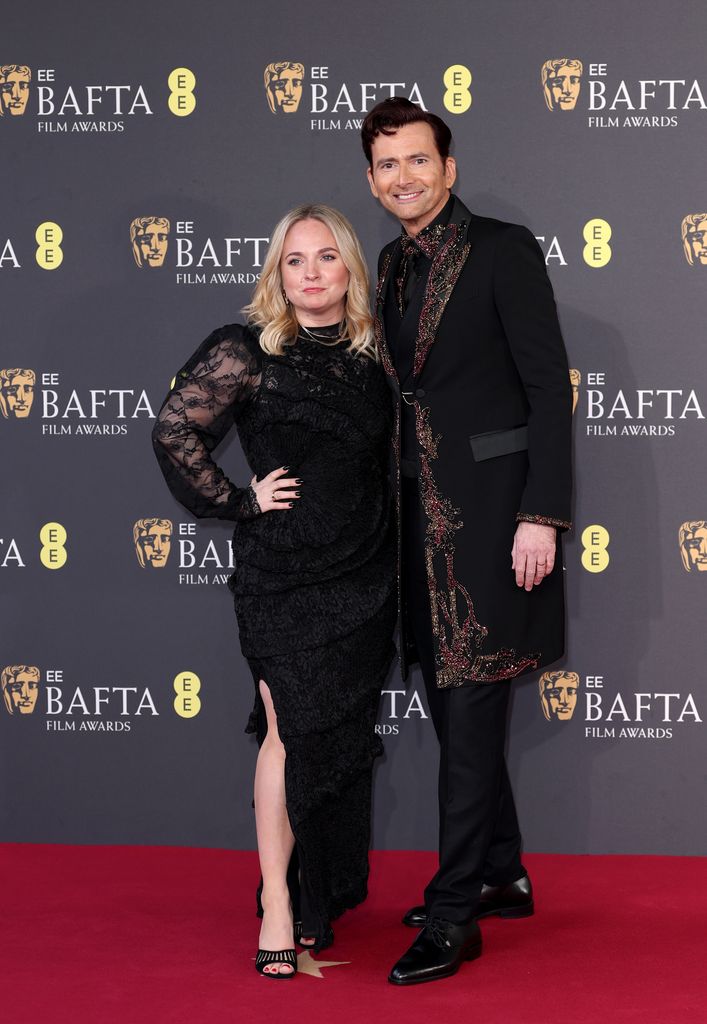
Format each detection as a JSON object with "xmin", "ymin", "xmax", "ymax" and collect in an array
[
  {"xmin": 444, "ymin": 156, "xmax": 457, "ymax": 190},
  {"xmin": 367, "ymin": 166, "xmax": 379, "ymax": 199},
  {"xmin": 0, "ymin": 393, "xmax": 8, "ymax": 419}
]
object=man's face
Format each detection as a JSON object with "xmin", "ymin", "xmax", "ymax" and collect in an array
[
  {"xmin": 269, "ymin": 67, "xmax": 303, "ymax": 113},
  {"xmin": 548, "ymin": 66, "xmax": 581, "ymax": 110},
  {"xmin": 141, "ymin": 526, "xmax": 171, "ymax": 567},
  {"xmin": 688, "ymin": 219, "xmax": 707, "ymax": 265},
  {"xmin": 1, "ymin": 71, "xmax": 30, "ymax": 115},
  {"xmin": 136, "ymin": 223, "xmax": 168, "ymax": 267},
  {"xmin": 543, "ymin": 676, "xmax": 578, "ymax": 720},
  {"xmin": 4, "ymin": 671, "xmax": 39, "ymax": 714},
  {"xmin": 682, "ymin": 526, "xmax": 707, "ymax": 571},
  {"xmin": 367, "ymin": 122, "xmax": 456, "ymax": 235},
  {"xmin": 3, "ymin": 373, "xmax": 34, "ymax": 417}
]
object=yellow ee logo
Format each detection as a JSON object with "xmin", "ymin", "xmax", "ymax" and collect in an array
[
  {"xmin": 581, "ymin": 524, "xmax": 609, "ymax": 572},
  {"xmin": 168, "ymin": 68, "xmax": 196, "ymax": 117},
  {"xmin": 583, "ymin": 218, "xmax": 612, "ymax": 267},
  {"xmin": 443, "ymin": 65, "xmax": 472, "ymax": 114},
  {"xmin": 173, "ymin": 671, "xmax": 201, "ymax": 718},
  {"xmin": 39, "ymin": 522, "xmax": 67, "ymax": 569},
  {"xmin": 35, "ymin": 222, "xmax": 63, "ymax": 270}
]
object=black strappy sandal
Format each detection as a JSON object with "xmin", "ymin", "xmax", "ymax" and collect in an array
[{"xmin": 255, "ymin": 948, "xmax": 298, "ymax": 978}]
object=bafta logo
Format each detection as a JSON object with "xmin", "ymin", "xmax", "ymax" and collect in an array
[
  {"xmin": 539, "ymin": 671, "xmax": 580, "ymax": 722},
  {"xmin": 0, "ymin": 65, "xmax": 31, "ymax": 117},
  {"xmin": 134, "ymin": 518, "xmax": 173, "ymax": 568},
  {"xmin": 541, "ymin": 59, "xmax": 583, "ymax": 111},
  {"xmin": 264, "ymin": 61, "xmax": 305, "ymax": 114},
  {"xmin": 681, "ymin": 214, "xmax": 707, "ymax": 267},
  {"xmin": 569, "ymin": 368, "xmax": 581, "ymax": 415},
  {"xmin": 2, "ymin": 665, "xmax": 40, "ymax": 715},
  {"xmin": 679, "ymin": 521, "xmax": 707, "ymax": 573},
  {"xmin": 130, "ymin": 216, "xmax": 170, "ymax": 268},
  {"xmin": 0, "ymin": 368, "xmax": 35, "ymax": 419}
]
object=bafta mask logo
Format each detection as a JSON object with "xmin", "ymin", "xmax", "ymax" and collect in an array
[
  {"xmin": 569, "ymin": 369, "xmax": 581, "ymax": 415},
  {"xmin": 134, "ymin": 517, "xmax": 173, "ymax": 568},
  {"xmin": 539, "ymin": 671, "xmax": 580, "ymax": 722},
  {"xmin": 0, "ymin": 368, "xmax": 35, "ymax": 419},
  {"xmin": 264, "ymin": 61, "xmax": 305, "ymax": 114},
  {"xmin": 2, "ymin": 665, "xmax": 40, "ymax": 715},
  {"xmin": 0, "ymin": 64, "xmax": 31, "ymax": 117},
  {"xmin": 130, "ymin": 216, "xmax": 170, "ymax": 268},
  {"xmin": 679, "ymin": 521, "xmax": 707, "ymax": 573},
  {"xmin": 541, "ymin": 59, "xmax": 583, "ymax": 112},
  {"xmin": 681, "ymin": 214, "xmax": 707, "ymax": 267}
]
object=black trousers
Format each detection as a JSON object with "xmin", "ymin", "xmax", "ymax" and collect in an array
[{"xmin": 401, "ymin": 476, "xmax": 525, "ymax": 924}]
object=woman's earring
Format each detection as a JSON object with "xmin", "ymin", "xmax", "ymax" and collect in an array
[{"xmin": 282, "ymin": 289, "xmax": 290, "ymax": 305}]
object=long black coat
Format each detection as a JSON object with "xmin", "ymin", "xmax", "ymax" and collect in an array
[{"xmin": 375, "ymin": 195, "xmax": 573, "ymax": 688}]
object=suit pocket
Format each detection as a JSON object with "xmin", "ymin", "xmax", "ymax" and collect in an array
[{"xmin": 469, "ymin": 425, "xmax": 528, "ymax": 462}]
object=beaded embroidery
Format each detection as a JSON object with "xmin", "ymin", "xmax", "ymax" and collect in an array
[{"xmin": 516, "ymin": 512, "xmax": 572, "ymax": 530}]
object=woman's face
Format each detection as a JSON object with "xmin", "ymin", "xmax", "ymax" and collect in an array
[{"xmin": 280, "ymin": 219, "xmax": 350, "ymax": 326}]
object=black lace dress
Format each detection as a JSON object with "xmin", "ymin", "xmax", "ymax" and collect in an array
[{"xmin": 152, "ymin": 322, "xmax": 397, "ymax": 947}]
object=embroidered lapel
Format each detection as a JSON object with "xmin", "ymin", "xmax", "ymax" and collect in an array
[
  {"xmin": 412, "ymin": 216, "xmax": 471, "ymax": 380},
  {"xmin": 374, "ymin": 245, "xmax": 401, "ymax": 386}
]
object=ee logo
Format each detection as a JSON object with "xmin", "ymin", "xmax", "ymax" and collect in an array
[
  {"xmin": 583, "ymin": 218, "xmax": 612, "ymax": 267},
  {"xmin": 35, "ymin": 222, "xmax": 63, "ymax": 270},
  {"xmin": 40, "ymin": 522, "xmax": 67, "ymax": 569},
  {"xmin": 168, "ymin": 68, "xmax": 196, "ymax": 117},
  {"xmin": 581, "ymin": 524, "xmax": 609, "ymax": 573},
  {"xmin": 174, "ymin": 671, "xmax": 202, "ymax": 718},
  {"xmin": 443, "ymin": 65, "xmax": 472, "ymax": 114}
]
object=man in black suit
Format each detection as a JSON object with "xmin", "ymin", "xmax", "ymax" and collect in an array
[{"xmin": 361, "ymin": 99, "xmax": 573, "ymax": 985}]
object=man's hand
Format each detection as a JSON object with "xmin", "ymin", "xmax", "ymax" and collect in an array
[{"xmin": 511, "ymin": 521, "xmax": 557, "ymax": 591}]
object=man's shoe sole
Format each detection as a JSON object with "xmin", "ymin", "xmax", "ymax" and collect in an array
[
  {"xmin": 403, "ymin": 901, "xmax": 534, "ymax": 927},
  {"xmin": 387, "ymin": 942, "xmax": 482, "ymax": 986},
  {"xmin": 476, "ymin": 901, "xmax": 534, "ymax": 921}
]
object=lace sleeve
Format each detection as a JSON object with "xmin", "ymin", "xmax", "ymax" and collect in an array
[{"xmin": 152, "ymin": 323, "xmax": 262, "ymax": 521}]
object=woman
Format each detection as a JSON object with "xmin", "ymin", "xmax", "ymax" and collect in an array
[{"xmin": 152, "ymin": 205, "xmax": 396, "ymax": 977}]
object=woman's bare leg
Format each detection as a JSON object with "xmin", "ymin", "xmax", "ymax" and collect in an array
[{"xmin": 254, "ymin": 679, "xmax": 298, "ymax": 974}]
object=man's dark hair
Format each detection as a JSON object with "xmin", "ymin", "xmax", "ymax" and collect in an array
[{"xmin": 361, "ymin": 98, "xmax": 452, "ymax": 167}]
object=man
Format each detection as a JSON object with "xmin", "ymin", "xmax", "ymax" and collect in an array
[{"xmin": 361, "ymin": 98, "xmax": 572, "ymax": 985}]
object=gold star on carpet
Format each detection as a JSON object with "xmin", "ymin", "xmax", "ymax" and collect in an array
[{"xmin": 297, "ymin": 950, "xmax": 351, "ymax": 978}]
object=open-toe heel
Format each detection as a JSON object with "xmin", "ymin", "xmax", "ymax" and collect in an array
[{"xmin": 255, "ymin": 948, "xmax": 297, "ymax": 978}]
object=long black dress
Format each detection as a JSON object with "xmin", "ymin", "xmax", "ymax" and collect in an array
[{"xmin": 152, "ymin": 321, "xmax": 397, "ymax": 947}]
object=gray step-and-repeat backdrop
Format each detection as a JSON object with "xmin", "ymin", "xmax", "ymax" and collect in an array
[{"xmin": 2, "ymin": 1, "xmax": 705, "ymax": 856}]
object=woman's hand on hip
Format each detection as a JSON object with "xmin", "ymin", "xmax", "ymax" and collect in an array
[{"xmin": 251, "ymin": 466, "xmax": 302, "ymax": 512}]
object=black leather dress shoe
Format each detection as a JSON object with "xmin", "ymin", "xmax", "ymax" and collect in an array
[
  {"xmin": 389, "ymin": 918, "xmax": 482, "ymax": 986},
  {"xmin": 402, "ymin": 873, "xmax": 534, "ymax": 928}
]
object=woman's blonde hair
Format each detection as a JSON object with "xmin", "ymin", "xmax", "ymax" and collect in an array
[{"xmin": 243, "ymin": 204, "xmax": 376, "ymax": 359}]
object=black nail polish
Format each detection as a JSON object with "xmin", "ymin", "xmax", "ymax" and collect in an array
[
  {"xmin": 282, "ymin": 466, "xmax": 289, "ymax": 472},
  {"xmin": 295, "ymin": 478, "xmax": 303, "ymax": 484},
  {"xmin": 294, "ymin": 491, "xmax": 300, "ymax": 497}
]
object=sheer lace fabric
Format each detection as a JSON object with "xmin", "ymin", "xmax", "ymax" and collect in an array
[{"xmin": 153, "ymin": 323, "xmax": 397, "ymax": 948}]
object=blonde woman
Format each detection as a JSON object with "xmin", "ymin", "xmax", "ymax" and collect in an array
[{"xmin": 152, "ymin": 205, "xmax": 396, "ymax": 978}]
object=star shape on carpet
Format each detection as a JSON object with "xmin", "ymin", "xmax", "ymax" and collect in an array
[{"xmin": 297, "ymin": 950, "xmax": 351, "ymax": 978}]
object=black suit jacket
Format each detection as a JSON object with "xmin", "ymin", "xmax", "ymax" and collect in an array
[{"xmin": 375, "ymin": 195, "xmax": 573, "ymax": 687}]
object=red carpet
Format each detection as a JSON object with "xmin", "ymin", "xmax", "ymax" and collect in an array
[{"xmin": 2, "ymin": 845, "xmax": 704, "ymax": 1023}]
